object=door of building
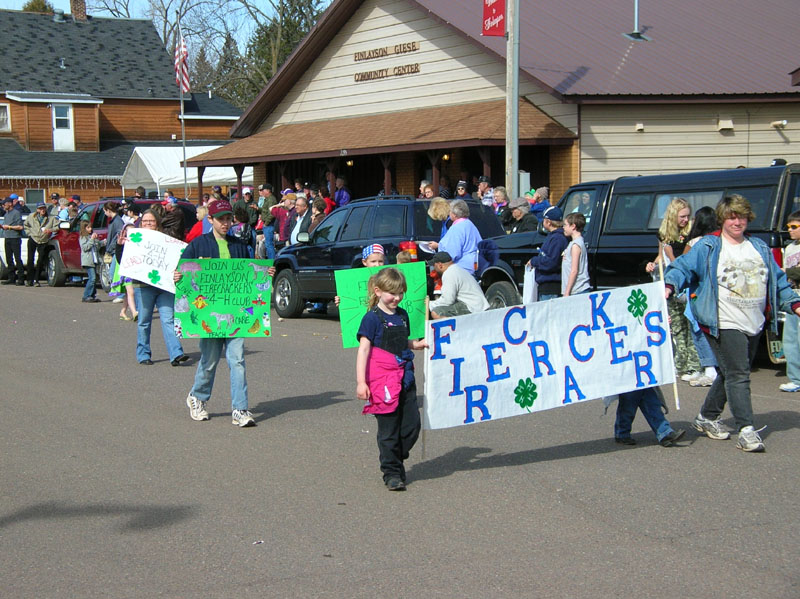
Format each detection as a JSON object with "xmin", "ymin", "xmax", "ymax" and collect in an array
[{"xmin": 52, "ymin": 104, "xmax": 75, "ymax": 151}]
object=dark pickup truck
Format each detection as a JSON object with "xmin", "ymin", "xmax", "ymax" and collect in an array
[
  {"xmin": 481, "ymin": 163, "xmax": 800, "ymax": 307},
  {"xmin": 478, "ymin": 164, "xmax": 800, "ymax": 363}
]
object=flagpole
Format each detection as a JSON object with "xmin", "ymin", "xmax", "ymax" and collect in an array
[
  {"xmin": 176, "ymin": 14, "xmax": 189, "ymax": 201},
  {"xmin": 505, "ymin": 0, "xmax": 519, "ymax": 200}
]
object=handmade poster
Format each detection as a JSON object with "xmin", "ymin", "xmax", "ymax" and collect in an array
[
  {"xmin": 335, "ymin": 261, "xmax": 427, "ymax": 348},
  {"xmin": 423, "ymin": 282, "xmax": 675, "ymax": 430},
  {"xmin": 173, "ymin": 259, "xmax": 273, "ymax": 339},
  {"xmin": 117, "ymin": 228, "xmax": 187, "ymax": 293}
]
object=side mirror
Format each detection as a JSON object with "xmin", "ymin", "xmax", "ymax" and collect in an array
[{"xmin": 297, "ymin": 232, "xmax": 309, "ymax": 244}]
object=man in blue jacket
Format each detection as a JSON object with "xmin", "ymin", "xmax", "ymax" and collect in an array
[{"xmin": 527, "ymin": 206, "xmax": 568, "ymax": 300}]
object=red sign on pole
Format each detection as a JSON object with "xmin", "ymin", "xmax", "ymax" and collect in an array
[{"xmin": 482, "ymin": 0, "xmax": 506, "ymax": 36}]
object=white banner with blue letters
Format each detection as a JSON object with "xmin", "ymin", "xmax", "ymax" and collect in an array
[{"xmin": 423, "ymin": 283, "xmax": 675, "ymax": 430}]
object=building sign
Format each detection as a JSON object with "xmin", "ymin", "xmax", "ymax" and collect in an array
[
  {"xmin": 353, "ymin": 40, "xmax": 421, "ymax": 82},
  {"xmin": 482, "ymin": 0, "xmax": 505, "ymax": 36}
]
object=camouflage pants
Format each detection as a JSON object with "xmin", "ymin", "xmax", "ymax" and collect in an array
[{"xmin": 668, "ymin": 298, "xmax": 701, "ymax": 374}]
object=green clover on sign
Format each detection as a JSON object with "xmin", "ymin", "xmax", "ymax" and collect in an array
[
  {"xmin": 627, "ymin": 288, "xmax": 648, "ymax": 323},
  {"xmin": 147, "ymin": 270, "xmax": 161, "ymax": 285},
  {"xmin": 514, "ymin": 377, "xmax": 538, "ymax": 413},
  {"xmin": 129, "ymin": 232, "xmax": 143, "ymax": 243}
]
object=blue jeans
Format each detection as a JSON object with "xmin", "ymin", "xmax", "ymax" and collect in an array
[
  {"xmin": 615, "ymin": 388, "xmax": 674, "ymax": 442},
  {"xmin": 538, "ymin": 293, "xmax": 560, "ymax": 301},
  {"xmin": 782, "ymin": 313, "xmax": 800, "ymax": 384},
  {"xmin": 82, "ymin": 266, "xmax": 96, "ymax": 300},
  {"xmin": 702, "ymin": 329, "xmax": 761, "ymax": 431},
  {"xmin": 135, "ymin": 286, "xmax": 184, "ymax": 362},
  {"xmin": 190, "ymin": 337, "xmax": 248, "ymax": 411},
  {"xmin": 262, "ymin": 225, "xmax": 276, "ymax": 259}
]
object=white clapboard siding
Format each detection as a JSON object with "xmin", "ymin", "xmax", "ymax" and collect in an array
[
  {"xmin": 259, "ymin": 0, "xmax": 577, "ymax": 133},
  {"xmin": 580, "ymin": 103, "xmax": 800, "ymax": 180}
]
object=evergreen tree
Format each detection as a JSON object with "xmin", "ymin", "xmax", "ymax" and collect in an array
[{"xmin": 22, "ymin": 0, "xmax": 55, "ymax": 12}]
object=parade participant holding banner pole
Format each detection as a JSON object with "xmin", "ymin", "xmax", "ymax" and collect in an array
[
  {"xmin": 356, "ymin": 268, "xmax": 428, "ymax": 491},
  {"xmin": 665, "ymin": 194, "xmax": 800, "ymax": 452},
  {"xmin": 176, "ymin": 198, "xmax": 275, "ymax": 428}
]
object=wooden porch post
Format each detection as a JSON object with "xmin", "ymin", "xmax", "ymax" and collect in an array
[
  {"xmin": 234, "ymin": 165, "xmax": 244, "ymax": 199},
  {"xmin": 380, "ymin": 154, "xmax": 393, "ymax": 196},
  {"xmin": 477, "ymin": 147, "xmax": 491, "ymax": 179},
  {"xmin": 196, "ymin": 166, "xmax": 205, "ymax": 203}
]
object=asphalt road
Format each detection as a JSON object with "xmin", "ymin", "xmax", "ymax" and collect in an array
[{"xmin": 1, "ymin": 285, "xmax": 799, "ymax": 598}]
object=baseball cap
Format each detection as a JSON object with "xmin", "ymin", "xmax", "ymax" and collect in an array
[
  {"xmin": 9, "ymin": 193, "xmax": 19, "ymax": 200},
  {"xmin": 429, "ymin": 251, "xmax": 453, "ymax": 265},
  {"xmin": 542, "ymin": 206, "xmax": 563, "ymax": 221},
  {"xmin": 478, "ymin": 176, "xmax": 491, "ymax": 184},
  {"xmin": 456, "ymin": 180, "xmax": 468, "ymax": 189},
  {"xmin": 258, "ymin": 183, "xmax": 272, "ymax": 192},
  {"xmin": 207, "ymin": 199, "xmax": 233, "ymax": 218},
  {"xmin": 36, "ymin": 202, "xmax": 47, "ymax": 209},
  {"xmin": 50, "ymin": 192, "xmax": 60, "ymax": 199}
]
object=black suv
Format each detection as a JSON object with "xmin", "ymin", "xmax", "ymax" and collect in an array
[{"xmin": 272, "ymin": 195, "xmax": 505, "ymax": 317}]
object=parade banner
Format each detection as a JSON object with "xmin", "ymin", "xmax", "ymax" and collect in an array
[
  {"xmin": 423, "ymin": 282, "xmax": 675, "ymax": 430},
  {"xmin": 335, "ymin": 261, "xmax": 428, "ymax": 348},
  {"xmin": 173, "ymin": 259, "xmax": 273, "ymax": 339},
  {"xmin": 117, "ymin": 228, "xmax": 187, "ymax": 293}
]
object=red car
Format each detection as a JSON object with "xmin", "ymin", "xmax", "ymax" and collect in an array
[{"xmin": 46, "ymin": 198, "xmax": 196, "ymax": 289}]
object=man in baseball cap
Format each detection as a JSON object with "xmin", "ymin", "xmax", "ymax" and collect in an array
[{"xmin": 428, "ymin": 251, "xmax": 489, "ymax": 319}]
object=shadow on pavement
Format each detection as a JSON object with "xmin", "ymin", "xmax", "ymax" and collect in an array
[
  {"xmin": 247, "ymin": 391, "xmax": 350, "ymax": 422},
  {"xmin": 0, "ymin": 501, "xmax": 196, "ymax": 532}
]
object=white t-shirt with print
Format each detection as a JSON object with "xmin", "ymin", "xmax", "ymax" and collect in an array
[{"xmin": 717, "ymin": 237, "xmax": 767, "ymax": 335}]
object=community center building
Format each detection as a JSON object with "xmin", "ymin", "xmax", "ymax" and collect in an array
[{"xmin": 188, "ymin": 0, "xmax": 800, "ymax": 202}]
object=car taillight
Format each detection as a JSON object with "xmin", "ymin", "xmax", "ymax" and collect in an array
[
  {"xmin": 772, "ymin": 247, "xmax": 783, "ymax": 268},
  {"xmin": 399, "ymin": 241, "xmax": 419, "ymax": 261}
]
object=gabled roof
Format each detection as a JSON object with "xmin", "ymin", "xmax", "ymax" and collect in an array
[
  {"xmin": 183, "ymin": 93, "xmax": 242, "ymax": 118},
  {"xmin": 0, "ymin": 9, "xmax": 178, "ymax": 100},
  {"xmin": 188, "ymin": 99, "xmax": 574, "ymax": 167},
  {"xmin": 232, "ymin": 0, "xmax": 800, "ymax": 137}
]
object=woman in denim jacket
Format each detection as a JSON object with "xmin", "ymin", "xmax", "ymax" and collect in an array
[{"xmin": 664, "ymin": 195, "xmax": 800, "ymax": 452}]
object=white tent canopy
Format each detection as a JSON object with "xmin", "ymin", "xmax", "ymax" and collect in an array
[{"xmin": 120, "ymin": 146, "xmax": 253, "ymax": 195}]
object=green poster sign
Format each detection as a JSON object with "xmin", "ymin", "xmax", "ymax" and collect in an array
[
  {"xmin": 335, "ymin": 261, "xmax": 428, "ymax": 349},
  {"xmin": 174, "ymin": 259, "xmax": 273, "ymax": 339}
]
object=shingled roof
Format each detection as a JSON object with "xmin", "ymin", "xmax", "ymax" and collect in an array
[{"xmin": 0, "ymin": 9, "xmax": 178, "ymax": 100}]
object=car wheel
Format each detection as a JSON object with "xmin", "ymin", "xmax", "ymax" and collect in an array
[
  {"xmin": 98, "ymin": 260, "xmax": 112, "ymax": 292},
  {"xmin": 47, "ymin": 250, "xmax": 67, "ymax": 287},
  {"xmin": 274, "ymin": 269, "xmax": 305, "ymax": 318},
  {"xmin": 485, "ymin": 281, "xmax": 520, "ymax": 309}
]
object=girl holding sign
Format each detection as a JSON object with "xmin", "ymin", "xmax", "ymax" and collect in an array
[{"xmin": 356, "ymin": 268, "xmax": 428, "ymax": 491}]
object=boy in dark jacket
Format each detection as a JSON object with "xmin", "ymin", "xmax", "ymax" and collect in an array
[
  {"xmin": 175, "ymin": 199, "xmax": 274, "ymax": 427},
  {"xmin": 527, "ymin": 206, "xmax": 569, "ymax": 300}
]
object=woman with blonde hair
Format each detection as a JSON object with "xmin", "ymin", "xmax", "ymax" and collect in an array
[{"xmin": 647, "ymin": 197, "xmax": 701, "ymax": 381}]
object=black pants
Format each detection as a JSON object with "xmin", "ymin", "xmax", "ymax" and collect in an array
[
  {"xmin": 26, "ymin": 238, "xmax": 48, "ymax": 283},
  {"xmin": 4, "ymin": 238, "xmax": 24, "ymax": 282},
  {"xmin": 375, "ymin": 382, "xmax": 420, "ymax": 482}
]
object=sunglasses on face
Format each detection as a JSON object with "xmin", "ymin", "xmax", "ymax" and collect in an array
[{"xmin": 787, "ymin": 224, "xmax": 800, "ymax": 230}]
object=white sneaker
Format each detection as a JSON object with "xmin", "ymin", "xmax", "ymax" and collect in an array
[
  {"xmin": 232, "ymin": 409, "xmax": 256, "ymax": 427},
  {"xmin": 779, "ymin": 382, "xmax": 800, "ymax": 392},
  {"xmin": 681, "ymin": 371, "xmax": 702, "ymax": 382},
  {"xmin": 689, "ymin": 375, "xmax": 715, "ymax": 387},
  {"xmin": 736, "ymin": 426, "xmax": 765, "ymax": 452},
  {"xmin": 186, "ymin": 394, "xmax": 209, "ymax": 421},
  {"xmin": 112, "ymin": 297, "xmax": 124, "ymax": 304},
  {"xmin": 692, "ymin": 414, "xmax": 730, "ymax": 440}
]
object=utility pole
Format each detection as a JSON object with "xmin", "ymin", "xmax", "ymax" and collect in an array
[{"xmin": 504, "ymin": 0, "xmax": 519, "ymax": 200}]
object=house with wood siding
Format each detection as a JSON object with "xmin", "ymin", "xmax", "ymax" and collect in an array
[
  {"xmin": 186, "ymin": 0, "xmax": 800, "ymax": 202},
  {"xmin": 0, "ymin": 1, "xmax": 240, "ymax": 204}
]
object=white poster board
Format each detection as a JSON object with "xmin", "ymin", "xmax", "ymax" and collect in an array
[
  {"xmin": 117, "ymin": 228, "xmax": 187, "ymax": 294},
  {"xmin": 423, "ymin": 283, "xmax": 675, "ymax": 430}
]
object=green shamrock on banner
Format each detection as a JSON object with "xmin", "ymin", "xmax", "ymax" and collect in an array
[
  {"xmin": 129, "ymin": 232, "xmax": 143, "ymax": 243},
  {"xmin": 147, "ymin": 270, "xmax": 161, "ymax": 285},
  {"xmin": 514, "ymin": 377, "xmax": 538, "ymax": 413},
  {"xmin": 627, "ymin": 288, "xmax": 648, "ymax": 323}
]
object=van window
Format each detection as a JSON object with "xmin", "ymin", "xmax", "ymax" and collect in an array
[
  {"xmin": 648, "ymin": 191, "xmax": 724, "ymax": 229},
  {"xmin": 608, "ymin": 194, "xmax": 652, "ymax": 231},
  {"xmin": 563, "ymin": 188, "xmax": 598, "ymax": 236},
  {"xmin": 340, "ymin": 206, "xmax": 371, "ymax": 241}
]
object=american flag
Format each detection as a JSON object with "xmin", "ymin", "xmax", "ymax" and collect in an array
[{"xmin": 174, "ymin": 33, "xmax": 190, "ymax": 93}]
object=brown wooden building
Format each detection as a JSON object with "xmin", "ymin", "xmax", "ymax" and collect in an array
[{"xmin": 0, "ymin": 2, "xmax": 240, "ymax": 204}]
